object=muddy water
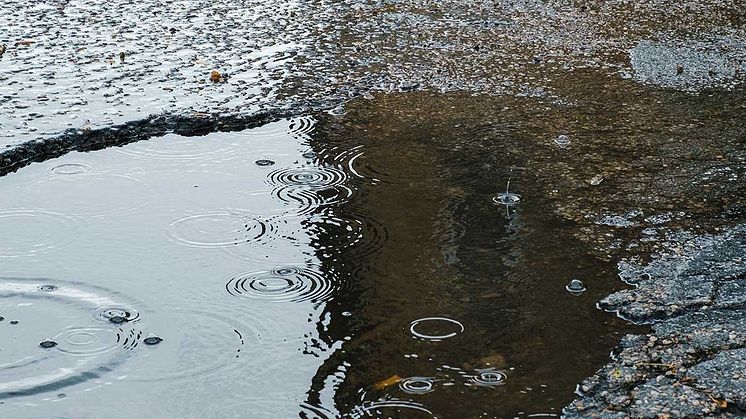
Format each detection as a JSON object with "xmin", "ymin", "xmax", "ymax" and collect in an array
[{"xmin": 1, "ymin": 72, "xmax": 745, "ymax": 417}]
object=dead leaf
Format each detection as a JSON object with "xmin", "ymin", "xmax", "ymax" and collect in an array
[
  {"xmin": 372, "ymin": 375, "xmax": 402, "ymax": 390},
  {"xmin": 709, "ymin": 395, "xmax": 728, "ymax": 409},
  {"xmin": 16, "ymin": 39, "xmax": 36, "ymax": 46},
  {"xmin": 210, "ymin": 70, "xmax": 222, "ymax": 83}
]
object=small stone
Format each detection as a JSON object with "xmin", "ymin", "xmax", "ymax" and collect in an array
[
  {"xmin": 676, "ymin": 64, "xmax": 684, "ymax": 75},
  {"xmin": 109, "ymin": 315, "xmax": 127, "ymax": 324},
  {"xmin": 119, "ymin": 51, "xmax": 125, "ymax": 63},
  {"xmin": 589, "ymin": 174, "xmax": 603, "ymax": 186},
  {"xmin": 39, "ymin": 340, "xmax": 57, "ymax": 348}
]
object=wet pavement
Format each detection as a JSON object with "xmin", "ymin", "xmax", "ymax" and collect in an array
[{"xmin": 1, "ymin": 0, "xmax": 745, "ymax": 418}]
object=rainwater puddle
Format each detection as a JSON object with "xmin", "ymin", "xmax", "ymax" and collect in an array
[{"xmin": 0, "ymin": 99, "xmax": 643, "ymax": 417}]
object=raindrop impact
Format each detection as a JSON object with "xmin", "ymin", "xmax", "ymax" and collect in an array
[
  {"xmin": 554, "ymin": 134, "xmax": 571, "ymax": 148},
  {"xmin": 409, "ymin": 317, "xmax": 464, "ymax": 341},
  {"xmin": 399, "ymin": 377, "xmax": 436, "ymax": 394},
  {"xmin": 565, "ymin": 279, "xmax": 587, "ymax": 296},
  {"xmin": 469, "ymin": 369, "xmax": 508, "ymax": 387}
]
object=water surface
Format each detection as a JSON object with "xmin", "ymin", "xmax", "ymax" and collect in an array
[{"xmin": 2, "ymin": 78, "xmax": 745, "ymax": 417}]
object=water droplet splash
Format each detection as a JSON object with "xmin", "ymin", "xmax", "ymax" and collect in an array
[
  {"xmin": 39, "ymin": 340, "xmax": 58, "ymax": 349},
  {"xmin": 554, "ymin": 134, "xmax": 571, "ymax": 148},
  {"xmin": 565, "ymin": 279, "xmax": 587, "ymax": 296},
  {"xmin": 255, "ymin": 159, "xmax": 275, "ymax": 167},
  {"xmin": 95, "ymin": 307, "xmax": 140, "ymax": 324},
  {"xmin": 469, "ymin": 369, "xmax": 508, "ymax": 387},
  {"xmin": 399, "ymin": 377, "xmax": 436, "ymax": 394},
  {"xmin": 143, "ymin": 335, "xmax": 163, "ymax": 346}
]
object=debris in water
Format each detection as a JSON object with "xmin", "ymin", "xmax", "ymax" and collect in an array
[
  {"xmin": 143, "ymin": 334, "xmax": 163, "ymax": 345},
  {"xmin": 210, "ymin": 70, "xmax": 223, "ymax": 83},
  {"xmin": 0, "ymin": 44, "xmax": 5, "ymax": 56},
  {"xmin": 10, "ymin": 320, "xmax": 19, "ymax": 324},
  {"xmin": 677, "ymin": 64, "xmax": 684, "ymax": 75},
  {"xmin": 119, "ymin": 51, "xmax": 125, "ymax": 63},
  {"xmin": 109, "ymin": 315, "xmax": 127, "ymax": 324},
  {"xmin": 373, "ymin": 374, "xmax": 402, "ymax": 390},
  {"xmin": 39, "ymin": 340, "xmax": 58, "ymax": 348},
  {"xmin": 589, "ymin": 174, "xmax": 604, "ymax": 185},
  {"xmin": 566, "ymin": 279, "xmax": 587, "ymax": 296}
]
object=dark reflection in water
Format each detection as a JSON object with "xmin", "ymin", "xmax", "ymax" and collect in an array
[
  {"xmin": 300, "ymin": 92, "xmax": 636, "ymax": 418},
  {"xmin": 302, "ymin": 75, "xmax": 745, "ymax": 416}
]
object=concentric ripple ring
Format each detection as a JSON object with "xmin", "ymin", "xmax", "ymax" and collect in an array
[{"xmin": 409, "ymin": 317, "xmax": 464, "ymax": 341}]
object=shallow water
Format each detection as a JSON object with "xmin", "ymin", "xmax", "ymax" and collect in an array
[
  {"xmin": 0, "ymin": 100, "xmax": 644, "ymax": 417},
  {"xmin": 2, "ymin": 66, "xmax": 745, "ymax": 416}
]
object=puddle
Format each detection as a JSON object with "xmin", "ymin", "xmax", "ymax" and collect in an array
[{"xmin": 1, "ymin": 79, "xmax": 744, "ymax": 417}]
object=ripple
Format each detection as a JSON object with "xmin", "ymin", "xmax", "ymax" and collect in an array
[
  {"xmin": 399, "ymin": 377, "xmax": 436, "ymax": 395},
  {"xmin": 49, "ymin": 163, "xmax": 90, "ymax": 175},
  {"xmin": 0, "ymin": 210, "xmax": 80, "ymax": 258},
  {"xmin": 167, "ymin": 211, "xmax": 277, "ymax": 248},
  {"xmin": 115, "ymin": 133, "xmax": 241, "ymax": 163},
  {"xmin": 120, "ymin": 309, "xmax": 252, "ymax": 382},
  {"xmin": 553, "ymin": 134, "xmax": 571, "ymax": 148},
  {"xmin": 53, "ymin": 327, "xmax": 122, "ymax": 356},
  {"xmin": 565, "ymin": 279, "xmax": 587, "ymax": 296},
  {"xmin": 315, "ymin": 144, "xmax": 388, "ymax": 185},
  {"xmin": 493, "ymin": 192, "xmax": 521, "ymax": 205},
  {"xmin": 0, "ymin": 278, "xmax": 143, "ymax": 398},
  {"xmin": 349, "ymin": 399, "xmax": 434, "ymax": 418},
  {"xmin": 255, "ymin": 159, "xmax": 276, "ymax": 167},
  {"xmin": 267, "ymin": 166, "xmax": 352, "ymax": 214},
  {"xmin": 94, "ymin": 306, "xmax": 141, "ymax": 324},
  {"xmin": 222, "ymin": 214, "xmax": 308, "ymax": 263},
  {"xmin": 22, "ymin": 174, "xmax": 147, "ymax": 217},
  {"xmin": 226, "ymin": 265, "xmax": 339, "ymax": 303},
  {"xmin": 467, "ymin": 369, "xmax": 508, "ymax": 387},
  {"xmin": 287, "ymin": 115, "xmax": 316, "ymax": 138},
  {"xmin": 308, "ymin": 210, "xmax": 389, "ymax": 263},
  {"xmin": 327, "ymin": 105, "xmax": 346, "ymax": 117},
  {"xmin": 409, "ymin": 317, "xmax": 464, "ymax": 341}
]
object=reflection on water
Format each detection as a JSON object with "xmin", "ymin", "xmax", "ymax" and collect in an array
[
  {"xmin": 0, "ymin": 118, "xmax": 338, "ymax": 418},
  {"xmin": 2, "ymin": 78, "xmax": 743, "ymax": 417},
  {"xmin": 0, "ymin": 105, "xmax": 640, "ymax": 417}
]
